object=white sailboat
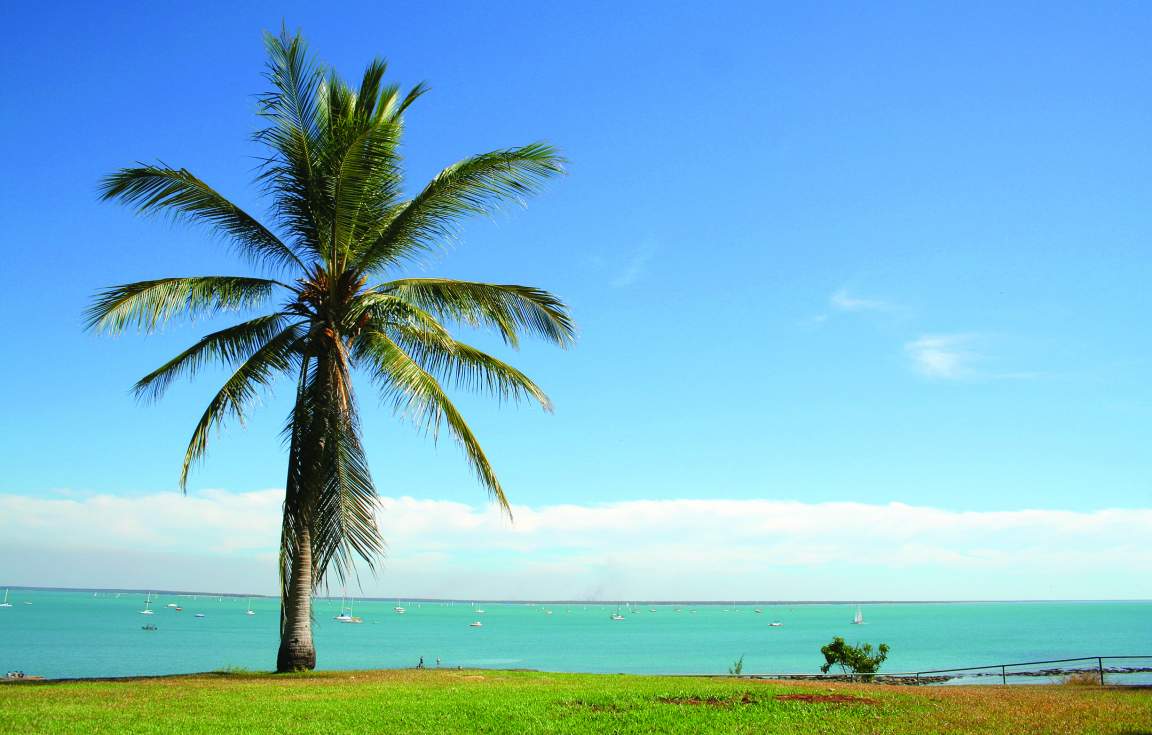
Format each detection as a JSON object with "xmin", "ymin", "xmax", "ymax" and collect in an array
[
  {"xmin": 140, "ymin": 592, "xmax": 154, "ymax": 615},
  {"xmin": 394, "ymin": 598, "xmax": 406, "ymax": 614},
  {"xmin": 246, "ymin": 598, "xmax": 256, "ymax": 616},
  {"xmin": 852, "ymin": 606, "xmax": 864, "ymax": 625},
  {"xmin": 339, "ymin": 597, "xmax": 362, "ymax": 623},
  {"xmin": 0, "ymin": 589, "xmax": 12, "ymax": 608},
  {"xmin": 335, "ymin": 588, "xmax": 352, "ymax": 621}
]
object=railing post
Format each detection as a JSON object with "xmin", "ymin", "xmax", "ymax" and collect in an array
[
  {"xmin": 1098, "ymin": 657, "xmax": 1104, "ymax": 686},
  {"xmin": 1001, "ymin": 665, "xmax": 1006, "ymax": 685}
]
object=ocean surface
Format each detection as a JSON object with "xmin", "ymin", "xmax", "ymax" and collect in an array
[{"xmin": 2, "ymin": 589, "xmax": 1150, "ymax": 681}]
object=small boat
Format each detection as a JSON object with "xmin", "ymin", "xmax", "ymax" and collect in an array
[
  {"xmin": 852, "ymin": 606, "xmax": 864, "ymax": 625},
  {"xmin": 173, "ymin": 607, "xmax": 183, "ymax": 612},
  {"xmin": 246, "ymin": 598, "xmax": 255, "ymax": 616},
  {"xmin": 166, "ymin": 603, "xmax": 178, "ymax": 608},
  {"xmin": 141, "ymin": 624, "xmax": 157, "ymax": 631},
  {"xmin": 544, "ymin": 609, "xmax": 552, "ymax": 615},
  {"xmin": 469, "ymin": 621, "xmax": 483, "ymax": 627},
  {"xmin": 338, "ymin": 598, "xmax": 362, "ymax": 623},
  {"xmin": 0, "ymin": 589, "xmax": 12, "ymax": 608},
  {"xmin": 753, "ymin": 609, "xmax": 763, "ymax": 614},
  {"xmin": 194, "ymin": 613, "xmax": 205, "ymax": 618},
  {"xmin": 140, "ymin": 593, "xmax": 155, "ymax": 615},
  {"xmin": 649, "ymin": 608, "xmax": 657, "ymax": 613},
  {"xmin": 768, "ymin": 621, "xmax": 783, "ymax": 627},
  {"xmin": 336, "ymin": 591, "xmax": 353, "ymax": 621},
  {"xmin": 610, "ymin": 613, "xmax": 625, "ymax": 621},
  {"xmin": 394, "ymin": 598, "xmax": 406, "ymax": 614}
]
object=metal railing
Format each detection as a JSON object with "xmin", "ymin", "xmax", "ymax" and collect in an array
[{"xmin": 713, "ymin": 655, "xmax": 1152, "ymax": 686}]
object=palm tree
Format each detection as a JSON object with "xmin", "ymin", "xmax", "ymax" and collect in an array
[{"xmin": 86, "ymin": 31, "xmax": 573, "ymax": 672}]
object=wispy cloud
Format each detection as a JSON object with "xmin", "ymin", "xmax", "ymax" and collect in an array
[
  {"xmin": 905, "ymin": 334, "xmax": 979, "ymax": 380},
  {"xmin": 830, "ymin": 288, "xmax": 889, "ymax": 313},
  {"xmin": 2, "ymin": 491, "xmax": 1149, "ymax": 600},
  {"xmin": 801, "ymin": 288, "xmax": 892, "ymax": 327},
  {"xmin": 610, "ymin": 239, "xmax": 657, "ymax": 287}
]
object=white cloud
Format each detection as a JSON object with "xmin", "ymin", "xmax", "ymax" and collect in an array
[
  {"xmin": 905, "ymin": 334, "xmax": 979, "ymax": 379},
  {"xmin": 830, "ymin": 288, "xmax": 889, "ymax": 313},
  {"xmin": 1, "ymin": 491, "xmax": 1149, "ymax": 600},
  {"xmin": 610, "ymin": 239, "xmax": 657, "ymax": 287}
]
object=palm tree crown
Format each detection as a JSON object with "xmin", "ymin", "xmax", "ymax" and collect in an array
[{"xmin": 87, "ymin": 30, "xmax": 573, "ymax": 670}]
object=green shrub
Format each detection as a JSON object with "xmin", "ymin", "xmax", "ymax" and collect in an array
[{"xmin": 819, "ymin": 637, "xmax": 890, "ymax": 678}]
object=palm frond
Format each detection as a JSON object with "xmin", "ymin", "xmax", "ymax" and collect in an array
[
  {"xmin": 382, "ymin": 325, "xmax": 552, "ymax": 410},
  {"xmin": 133, "ymin": 314, "xmax": 294, "ymax": 402},
  {"xmin": 379, "ymin": 279, "xmax": 575, "ymax": 348},
  {"xmin": 179, "ymin": 322, "xmax": 305, "ymax": 489},
  {"xmin": 99, "ymin": 166, "xmax": 305, "ymax": 271},
  {"xmin": 255, "ymin": 29, "xmax": 325, "ymax": 259},
  {"xmin": 322, "ymin": 71, "xmax": 405, "ymax": 266},
  {"xmin": 86, "ymin": 276, "xmax": 282, "ymax": 334},
  {"xmin": 280, "ymin": 352, "xmax": 383, "ymax": 592},
  {"xmin": 310, "ymin": 395, "xmax": 383, "ymax": 587},
  {"xmin": 354, "ymin": 143, "xmax": 565, "ymax": 273},
  {"xmin": 346, "ymin": 291, "xmax": 451, "ymax": 339},
  {"xmin": 356, "ymin": 331, "xmax": 510, "ymax": 513}
]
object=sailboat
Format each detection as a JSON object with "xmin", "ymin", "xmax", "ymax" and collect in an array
[
  {"xmin": 852, "ymin": 606, "xmax": 864, "ymax": 625},
  {"xmin": 610, "ymin": 604, "xmax": 625, "ymax": 621},
  {"xmin": 140, "ymin": 592, "xmax": 155, "ymax": 615},
  {"xmin": 335, "ymin": 589, "xmax": 353, "ymax": 621},
  {"xmin": 245, "ymin": 598, "xmax": 256, "ymax": 616},
  {"xmin": 0, "ymin": 589, "xmax": 12, "ymax": 608},
  {"xmin": 339, "ymin": 597, "xmax": 362, "ymax": 623}
]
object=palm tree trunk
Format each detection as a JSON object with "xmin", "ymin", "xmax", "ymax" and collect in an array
[{"xmin": 276, "ymin": 524, "xmax": 316, "ymax": 672}]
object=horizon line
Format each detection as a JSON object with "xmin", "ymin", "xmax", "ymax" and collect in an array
[{"xmin": 7, "ymin": 585, "xmax": 1151, "ymax": 605}]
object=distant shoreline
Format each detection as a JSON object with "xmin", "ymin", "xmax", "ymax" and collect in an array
[{"xmin": 4, "ymin": 586, "xmax": 1150, "ymax": 605}]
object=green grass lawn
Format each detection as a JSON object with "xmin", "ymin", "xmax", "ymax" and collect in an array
[{"xmin": 2, "ymin": 669, "xmax": 1149, "ymax": 734}]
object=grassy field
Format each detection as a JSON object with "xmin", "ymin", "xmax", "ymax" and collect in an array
[{"xmin": 1, "ymin": 669, "xmax": 1149, "ymax": 734}]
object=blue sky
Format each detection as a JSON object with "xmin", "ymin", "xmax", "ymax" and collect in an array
[{"xmin": 1, "ymin": 2, "xmax": 1150, "ymax": 597}]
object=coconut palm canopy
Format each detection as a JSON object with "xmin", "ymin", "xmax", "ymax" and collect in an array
[{"xmin": 86, "ymin": 30, "xmax": 573, "ymax": 670}]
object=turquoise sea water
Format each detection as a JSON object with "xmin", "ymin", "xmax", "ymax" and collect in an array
[{"xmin": 1, "ymin": 589, "xmax": 1149, "ymax": 680}]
